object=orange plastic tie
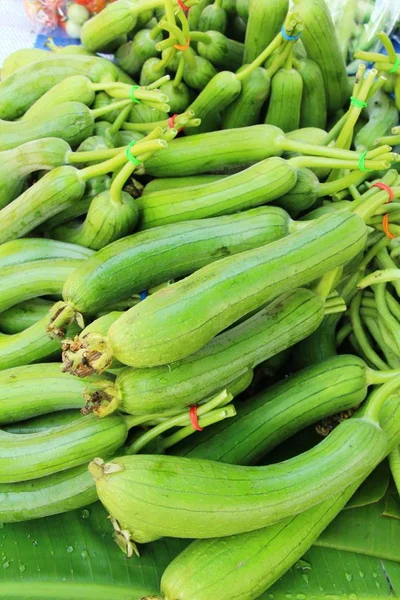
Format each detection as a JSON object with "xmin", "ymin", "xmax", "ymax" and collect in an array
[
  {"xmin": 189, "ymin": 405, "xmax": 203, "ymax": 431},
  {"xmin": 174, "ymin": 38, "xmax": 190, "ymax": 51},
  {"xmin": 371, "ymin": 182, "xmax": 396, "ymax": 239},
  {"xmin": 168, "ymin": 113, "xmax": 183, "ymax": 132}
]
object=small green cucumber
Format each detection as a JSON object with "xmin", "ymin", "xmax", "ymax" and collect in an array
[
  {"xmin": 236, "ymin": 0, "xmax": 249, "ymax": 21},
  {"xmin": 222, "ymin": 66, "xmax": 270, "ymax": 129},
  {"xmin": 22, "ymin": 76, "xmax": 96, "ymax": 121},
  {"xmin": 0, "ymin": 47, "xmax": 92, "ymax": 78},
  {"xmin": 0, "ymin": 102, "xmax": 94, "ymax": 151},
  {"xmin": 127, "ymin": 103, "xmax": 168, "ymax": 124},
  {"xmin": 265, "ymin": 67, "xmax": 304, "ymax": 132},
  {"xmin": 0, "ymin": 259, "xmax": 82, "ymax": 313},
  {"xmin": 297, "ymin": 58, "xmax": 327, "ymax": 129},
  {"xmin": 229, "ymin": 14, "xmax": 247, "ymax": 43},
  {"xmin": 96, "ymin": 211, "xmax": 367, "ymax": 368},
  {"xmin": 116, "ymin": 28, "xmax": 163, "ymax": 75},
  {"xmin": 159, "ymin": 395, "xmax": 400, "ymax": 600},
  {"xmin": 158, "ymin": 81, "xmax": 193, "ymax": 114},
  {"xmin": 0, "ymin": 463, "xmax": 97, "ymax": 523},
  {"xmin": 49, "ymin": 206, "xmax": 299, "ymax": 336},
  {"xmin": 85, "ymin": 288, "xmax": 324, "ymax": 416},
  {"xmin": 175, "ymin": 355, "xmax": 370, "ymax": 463},
  {"xmin": 0, "ymin": 166, "xmax": 86, "ymax": 244},
  {"xmin": 81, "ymin": 0, "xmax": 141, "ymax": 52},
  {"xmin": 0, "ymin": 363, "xmax": 110, "ymax": 424},
  {"xmin": 197, "ymin": 31, "xmax": 244, "ymax": 72},
  {"xmin": 0, "ymin": 299, "xmax": 52, "ymax": 334},
  {"xmin": 271, "ymin": 167, "xmax": 320, "ymax": 215},
  {"xmin": 92, "ymin": 92, "xmax": 121, "ymax": 124},
  {"xmin": 138, "ymin": 157, "xmax": 297, "ymax": 228},
  {"xmin": 295, "ymin": 0, "xmax": 348, "ymax": 113},
  {"xmin": 243, "ymin": 0, "xmax": 288, "ymax": 63},
  {"xmin": 0, "ymin": 55, "xmax": 118, "ymax": 119},
  {"xmin": 0, "ymin": 412, "xmax": 129, "ymax": 483},
  {"xmin": 3, "ymin": 410, "xmax": 82, "ymax": 434},
  {"xmin": 198, "ymin": 2, "xmax": 228, "ymax": 33},
  {"xmin": 0, "ymin": 312, "xmax": 79, "ymax": 371},
  {"xmin": 0, "ymin": 138, "xmax": 71, "ymax": 209},
  {"xmin": 0, "ymin": 238, "xmax": 93, "ymax": 268},
  {"xmin": 182, "ymin": 51, "xmax": 218, "ymax": 91},
  {"xmin": 143, "ymin": 175, "xmax": 224, "ymax": 193},
  {"xmin": 185, "ymin": 70, "xmax": 242, "ymax": 134},
  {"xmin": 140, "ymin": 57, "xmax": 167, "ymax": 86},
  {"xmin": 354, "ymin": 90, "xmax": 399, "ymax": 153},
  {"xmin": 48, "ymin": 190, "xmax": 139, "ymax": 250},
  {"xmin": 90, "ymin": 414, "xmax": 387, "ymax": 541}
]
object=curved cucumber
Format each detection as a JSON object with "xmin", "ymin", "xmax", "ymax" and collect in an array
[
  {"xmin": 243, "ymin": 0, "xmax": 288, "ymax": 63},
  {"xmin": 297, "ymin": 58, "xmax": 327, "ymax": 129},
  {"xmin": 265, "ymin": 67, "xmax": 303, "ymax": 132},
  {"xmin": 143, "ymin": 175, "xmax": 224, "ymax": 194},
  {"xmin": 93, "ymin": 288, "xmax": 324, "ymax": 415},
  {"xmin": 0, "ymin": 138, "xmax": 71, "ymax": 209},
  {"xmin": 138, "ymin": 157, "xmax": 297, "ymax": 228},
  {"xmin": 0, "ymin": 238, "xmax": 93, "ymax": 268},
  {"xmin": 222, "ymin": 66, "xmax": 271, "ymax": 129},
  {"xmin": 197, "ymin": 31, "xmax": 244, "ymax": 72},
  {"xmin": 0, "ymin": 363, "xmax": 111, "ymax": 424},
  {"xmin": 90, "ymin": 415, "xmax": 387, "ymax": 541},
  {"xmin": 23, "ymin": 76, "xmax": 96, "ymax": 120},
  {"xmin": 3, "ymin": 410, "xmax": 82, "ymax": 434},
  {"xmin": 0, "ymin": 299, "xmax": 52, "ymax": 334},
  {"xmin": 0, "ymin": 413, "xmax": 128, "ymax": 483},
  {"xmin": 175, "ymin": 355, "xmax": 369, "ymax": 463},
  {"xmin": 52, "ymin": 207, "xmax": 298, "ymax": 329},
  {"xmin": 104, "ymin": 211, "xmax": 367, "ymax": 368},
  {"xmin": 0, "ymin": 259, "xmax": 81, "ymax": 313}
]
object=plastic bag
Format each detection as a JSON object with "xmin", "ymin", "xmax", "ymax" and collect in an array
[{"xmin": 22, "ymin": 0, "xmax": 115, "ymax": 34}]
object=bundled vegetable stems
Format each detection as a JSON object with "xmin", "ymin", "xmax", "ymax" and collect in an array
[{"xmin": 0, "ymin": 0, "xmax": 400, "ymax": 598}]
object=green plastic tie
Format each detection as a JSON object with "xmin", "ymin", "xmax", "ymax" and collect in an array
[
  {"xmin": 126, "ymin": 142, "xmax": 141, "ymax": 165},
  {"xmin": 358, "ymin": 151, "xmax": 372, "ymax": 173},
  {"xmin": 389, "ymin": 55, "xmax": 400, "ymax": 74},
  {"xmin": 130, "ymin": 85, "xmax": 141, "ymax": 104},
  {"xmin": 350, "ymin": 96, "xmax": 367, "ymax": 109}
]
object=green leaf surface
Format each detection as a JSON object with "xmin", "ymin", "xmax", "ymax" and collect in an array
[
  {"xmin": 345, "ymin": 461, "xmax": 390, "ymax": 510},
  {"xmin": 383, "ymin": 483, "xmax": 400, "ymax": 520},
  {"xmin": 264, "ymin": 546, "xmax": 400, "ymax": 599},
  {"xmin": 315, "ymin": 499, "xmax": 400, "ymax": 562}
]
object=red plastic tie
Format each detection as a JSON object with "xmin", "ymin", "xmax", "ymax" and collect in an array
[
  {"xmin": 189, "ymin": 405, "xmax": 203, "ymax": 431},
  {"xmin": 371, "ymin": 182, "xmax": 396, "ymax": 239},
  {"xmin": 168, "ymin": 114, "xmax": 183, "ymax": 132},
  {"xmin": 177, "ymin": 0, "xmax": 190, "ymax": 12}
]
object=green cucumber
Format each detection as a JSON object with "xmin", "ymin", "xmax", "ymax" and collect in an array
[
  {"xmin": 116, "ymin": 28, "xmax": 163, "ymax": 75},
  {"xmin": 0, "ymin": 363, "xmax": 110, "ymax": 424},
  {"xmin": 0, "ymin": 413, "xmax": 129, "ymax": 483},
  {"xmin": 0, "ymin": 166, "xmax": 86, "ymax": 244},
  {"xmin": 0, "ymin": 259, "xmax": 81, "ymax": 313},
  {"xmin": 229, "ymin": 14, "xmax": 247, "ymax": 43},
  {"xmin": 295, "ymin": 0, "xmax": 348, "ymax": 113},
  {"xmin": 3, "ymin": 410, "xmax": 82, "ymax": 434},
  {"xmin": 143, "ymin": 175, "xmax": 224, "ymax": 193},
  {"xmin": 0, "ymin": 238, "xmax": 93, "ymax": 268},
  {"xmin": 197, "ymin": 31, "xmax": 244, "ymax": 72},
  {"xmin": 158, "ymin": 81, "xmax": 193, "ymax": 114},
  {"xmin": 0, "ymin": 138, "xmax": 71, "ymax": 209},
  {"xmin": 175, "ymin": 355, "xmax": 371, "ymax": 463},
  {"xmin": 236, "ymin": 0, "xmax": 249, "ymax": 22},
  {"xmin": 67, "ymin": 210, "xmax": 367, "ymax": 370},
  {"xmin": 198, "ymin": 2, "xmax": 228, "ymax": 33},
  {"xmin": 354, "ymin": 89, "xmax": 399, "ymax": 153},
  {"xmin": 265, "ymin": 67, "xmax": 304, "ymax": 132},
  {"xmin": 0, "ymin": 55, "xmax": 118, "ymax": 119},
  {"xmin": 138, "ymin": 157, "xmax": 297, "ymax": 228},
  {"xmin": 85, "ymin": 288, "xmax": 324, "ymax": 416},
  {"xmin": 182, "ymin": 51, "xmax": 218, "ymax": 91},
  {"xmin": 243, "ymin": 0, "xmax": 288, "ymax": 63},
  {"xmin": 22, "ymin": 76, "xmax": 96, "ymax": 121},
  {"xmin": 0, "ymin": 313, "xmax": 80, "ymax": 371},
  {"xmin": 0, "ymin": 299, "xmax": 52, "ymax": 334},
  {"xmin": 0, "ymin": 102, "xmax": 94, "ymax": 151},
  {"xmin": 48, "ymin": 190, "xmax": 139, "ymax": 250},
  {"xmin": 158, "ymin": 388, "xmax": 400, "ymax": 600},
  {"xmin": 222, "ymin": 66, "xmax": 270, "ymax": 129},
  {"xmin": 297, "ymin": 58, "xmax": 327, "ymax": 129},
  {"xmin": 48, "ymin": 206, "xmax": 299, "ymax": 336},
  {"xmin": 90, "ymin": 413, "xmax": 387, "ymax": 541},
  {"xmin": 140, "ymin": 57, "xmax": 167, "ymax": 86}
]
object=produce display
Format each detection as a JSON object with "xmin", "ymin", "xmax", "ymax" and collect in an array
[{"xmin": 1, "ymin": 0, "xmax": 400, "ymax": 598}]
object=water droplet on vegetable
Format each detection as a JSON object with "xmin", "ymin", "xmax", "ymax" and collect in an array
[
  {"xmin": 345, "ymin": 573, "xmax": 353, "ymax": 582},
  {"xmin": 302, "ymin": 574, "xmax": 309, "ymax": 584},
  {"xmin": 296, "ymin": 594, "xmax": 307, "ymax": 600},
  {"xmin": 349, "ymin": 594, "xmax": 358, "ymax": 600},
  {"xmin": 284, "ymin": 594, "xmax": 293, "ymax": 599},
  {"xmin": 32, "ymin": 540, "xmax": 38, "ymax": 546},
  {"xmin": 81, "ymin": 551, "xmax": 88, "ymax": 560},
  {"xmin": 66, "ymin": 546, "xmax": 74, "ymax": 553},
  {"xmin": 2, "ymin": 562, "xmax": 9, "ymax": 569},
  {"xmin": 359, "ymin": 571, "xmax": 365, "ymax": 578},
  {"xmin": 19, "ymin": 564, "xmax": 26, "ymax": 573},
  {"xmin": 81, "ymin": 509, "xmax": 90, "ymax": 519},
  {"xmin": 268, "ymin": 595, "xmax": 275, "ymax": 600},
  {"xmin": 0, "ymin": 523, "xmax": 4, "ymax": 529}
]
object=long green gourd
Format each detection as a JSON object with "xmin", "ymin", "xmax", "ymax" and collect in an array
[
  {"xmin": 0, "ymin": 363, "xmax": 111, "ymax": 425},
  {"xmin": 293, "ymin": 0, "xmax": 348, "ymax": 113},
  {"xmin": 197, "ymin": 31, "xmax": 244, "ymax": 72},
  {"xmin": 175, "ymin": 354, "xmax": 395, "ymax": 463},
  {"xmin": 0, "ymin": 55, "xmax": 119, "ymax": 119},
  {"xmin": 84, "ymin": 288, "xmax": 324, "ymax": 416},
  {"xmin": 63, "ymin": 211, "xmax": 367, "ymax": 371},
  {"xmin": 296, "ymin": 58, "xmax": 327, "ymax": 129},
  {"xmin": 143, "ymin": 175, "xmax": 224, "ymax": 193},
  {"xmin": 48, "ymin": 206, "xmax": 302, "ymax": 336},
  {"xmin": 0, "ymin": 238, "xmax": 93, "ymax": 267},
  {"xmin": 0, "ymin": 312, "xmax": 80, "ymax": 371},
  {"xmin": 89, "ymin": 413, "xmax": 387, "ymax": 541},
  {"xmin": 3, "ymin": 410, "xmax": 82, "ymax": 434},
  {"xmin": 265, "ymin": 64, "xmax": 304, "ymax": 132},
  {"xmin": 243, "ymin": 0, "xmax": 288, "ymax": 63},
  {"xmin": 0, "ymin": 413, "xmax": 130, "ymax": 483},
  {"xmin": 0, "ymin": 299, "xmax": 52, "ymax": 334},
  {"xmin": 157, "ymin": 388, "xmax": 400, "ymax": 600},
  {"xmin": 0, "ymin": 259, "xmax": 81, "ymax": 314}
]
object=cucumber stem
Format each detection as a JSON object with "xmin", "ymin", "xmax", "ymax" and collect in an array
[
  {"xmin": 354, "ymin": 186, "xmax": 400, "ymax": 221},
  {"xmin": 374, "ymin": 283, "xmax": 400, "ymax": 355},
  {"xmin": 190, "ymin": 31, "xmax": 213, "ymax": 44},
  {"xmin": 314, "ymin": 267, "xmax": 342, "ymax": 300},
  {"xmin": 163, "ymin": 405, "xmax": 236, "ymax": 448},
  {"xmin": 236, "ymin": 28, "xmax": 285, "ymax": 81},
  {"xmin": 318, "ymin": 170, "xmax": 367, "ymax": 198},
  {"xmin": 350, "ymin": 293, "xmax": 390, "ymax": 370},
  {"xmin": 280, "ymin": 138, "xmax": 382, "ymax": 162},
  {"xmin": 358, "ymin": 269, "xmax": 400, "ymax": 289},
  {"xmin": 364, "ymin": 373, "xmax": 400, "ymax": 422},
  {"xmin": 79, "ymin": 152, "xmax": 128, "ymax": 181},
  {"xmin": 91, "ymin": 99, "xmax": 132, "ymax": 119},
  {"xmin": 354, "ymin": 50, "xmax": 390, "ymax": 63},
  {"xmin": 68, "ymin": 147, "xmax": 124, "ymax": 164},
  {"xmin": 287, "ymin": 156, "xmax": 389, "ymax": 170},
  {"xmin": 123, "ymin": 109, "xmax": 194, "ymax": 132},
  {"xmin": 173, "ymin": 54, "xmax": 185, "ymax": 87},
  {"xmin": 108, "ymin": 104, "xmax": 133, "ymax": 135}
]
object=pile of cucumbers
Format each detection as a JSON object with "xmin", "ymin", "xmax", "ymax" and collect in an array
[{"xmin": 1, "ymin": 0, "xmax": 400, "ymax": 597}]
